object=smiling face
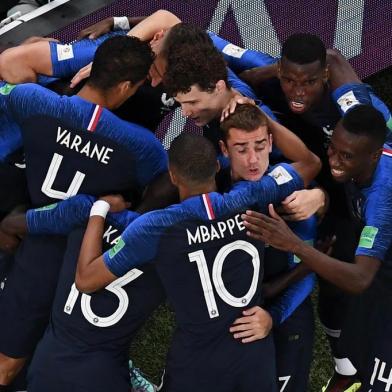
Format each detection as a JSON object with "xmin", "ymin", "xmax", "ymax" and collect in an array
[
  {"xmin": 278, "ymin": 57, "xmax": 328, "ymax": 114},
  {"xmin": 327, "ymin": 122, "xmax": 379, "ymax": 185},
  {"xmin": 219, "ymin": 125, "xmax": 272, "ymax": 182},
  {"xmin": 174, "ymin": 82, "xmax": 227, "ymax": 127}
]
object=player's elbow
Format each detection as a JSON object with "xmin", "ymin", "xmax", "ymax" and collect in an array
[
  {"xmin": 0, "ymin": 48, "xmax": 36, "ymax": 84},
  {"xmin": 349, "ymin": 276, "xmax": 373, "ymax": 294},
  {"xmin": 344, "ymin": 271, "xmax": 374, "ymax": 294},
  {"xmin": 154, "ymin": 9, "xmax": 181, "ymax": 26},
  {"xmin": 75, "ymin": 270, "xmax": 96, "ymax": 294},
  {"xmin": 326, "ymin": 48, "xmax": 345, "ymax": 67}
]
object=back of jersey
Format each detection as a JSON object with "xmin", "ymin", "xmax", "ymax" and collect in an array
[
  {"xmin": 4, "ymin": 84, "xmax": 167, "ymax": 207},
  {"xmin": 155, "ymin": 210, "xmax": 264, "ymax": 343},
  {"xmin": 54, "ymin": 223, "xmax": 164, "ymax": 352}
]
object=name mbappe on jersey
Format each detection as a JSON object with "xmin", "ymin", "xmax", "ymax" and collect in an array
[{"xmin": 186, "ymin": 213, "xmax": 245, "ymax": 245}]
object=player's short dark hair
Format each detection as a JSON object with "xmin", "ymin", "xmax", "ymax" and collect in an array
[
  {"xmin": 281, "ymin": 33, "xmax": 326, "ymax": 67},
  {"xmin": 341, "ymin": 105, "xmax": 387, "ymax": 149},
  {"xmin": 164, "ymin": 44, "xmax": 228, "ymax": 96},
  {"xmin": 220, "ymin": 104, "xmax": 268, "ymax": 142},
  {"xmin": 161, "ymin": 23, "xmax": 214, "ymax": 59},
  {"xmin": 169, "ymin": 133, "xmax": 217, "ymax": 183},
  {"xmin": 88, "ymin": 35, "xmax": 154, "ymax": 90}
]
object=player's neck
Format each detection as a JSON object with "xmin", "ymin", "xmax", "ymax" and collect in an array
[
  {"xmin": 179, "ymin": 181, "xmax": 217, "ymax": 201},
  {"xmin": 77, "ymin": 85, "xmax": 114, "ymax": 109},
  {"xmin": 354, "ymin": 161, "xmax": 378, "ymax": 187}
]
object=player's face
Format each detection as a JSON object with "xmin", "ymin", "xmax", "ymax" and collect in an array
[
  {"xmin": 175, "ymin": 84, "xmax": 224, "ymax": 126},
  {"xmin": 220, "ymin": 125, "xmax": 272, "ymax": 182},
  {"xmin": 278, "ymin": 58, "xmax": 327, "ymax": 114},
  {"xmin": 328, "ymin": 122, "xmax": 378, "ymax": 184}
]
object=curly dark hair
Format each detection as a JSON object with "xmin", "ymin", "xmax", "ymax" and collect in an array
[
  {"xmin": 161, "ymin": 22, "xmax": 214, "ymax": 59},
  {"xmin": 164, "ymin": 43, "xmax": 228, "ymax": 97}
]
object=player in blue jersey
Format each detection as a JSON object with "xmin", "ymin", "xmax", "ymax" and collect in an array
[
  {"xmin": 217, "ymin": 32, "xmax": 392, "ymax": 390},
  {"xmin": 0, "ymin": 10, "xmax": 182, "ymax": 131},
  {"xmin": 216, "ymin": 32, "xmax": 391, "ymax": 219},
  {"xmin": 70, "ymin": 123, "xmax": 319, "ymax": 392},
  {"xmin": 1, "ymin": 194, "xmax": 164, "ymax": 392},
  {"xmin": 162, "ymin": 42, "xmax": 276, "ymax": 162},
  {"xmin": 216, "ymin": 104, "xmax": 316, "ymax": 391},
  {"xmin": 0, "ymin": 36, "xmax": 167, "ymax": 389},
  {"xmin": 0, "ymin": 12, "xmax": 255, "ymax": 134},
  {"xmin": 242, "ymin": 105, "xmax": 392, "ymax": 392}
]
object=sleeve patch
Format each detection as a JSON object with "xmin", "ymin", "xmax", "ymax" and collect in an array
[
  {"xmin": 222, "ymin": 43, "xmax": 247, "ymax": 58},
  {"xmin": 386, "ymin": 116, "xmax": 392, "ymax": 132},
  {"xmin": 337, "ymin": 90, "xmax": 360, "ymax": 113},
  {"xmin": 34, "ymin": 203, "xmax": 58, "ymax": 211},
  {"xmin": 56, "ymin": 44, "xmax": 74, "ymax": 61},
  {"xmin": 0, "ymin": 83, "xmax": 16, "ymax": 95},
  {"xmin": 108, "ymin": 237, "xmax": 125, "ymax": 258},
  {"xmin": 268, "ymin": 165, "xmax": 293, "ymax": 185},
  {"xmin": 358, "ymin": 226, "xmax": 379, "ymax": 249}
]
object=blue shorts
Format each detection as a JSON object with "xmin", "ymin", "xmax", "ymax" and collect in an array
[
  {"xmin": 339, "ymin": 271, "xmax": 392, "ymax": 391},
  {"xmin": 0, "ymin": 234, "xmax": 66, "ymax": 357},
  {"xmin": 28, "ymin": 325, "xmax": 130, "ymax": 392},
  {"xmin": 273, "ymin": 298, "xmax": 314, "ymax": 392},
  {"xmin": 162, "ymin": 332, "xmax": 277, "ymax": 392}
]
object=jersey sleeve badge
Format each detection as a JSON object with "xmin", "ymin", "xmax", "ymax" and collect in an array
[{"xmin": 268, "ymin": 165, "xmax": 293, "ymax": 185}]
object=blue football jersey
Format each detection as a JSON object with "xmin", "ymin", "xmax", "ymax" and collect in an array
[
  {"xmin": 351, "ymin": 145, "xmax": 392, "ymax": 266},
  {"xmin": 101, "ymin": 163, "xmax": 302, "ymax": 390},
  {"xmin": 103, "ymin": 163, "xmax": 301, "ymax": 330},
  {"xmin": 0, "ymin": 83, "xmax": 167, "ymax": 207},
  {"xmin": 26, "ymin": 195, "xmax": 164, "ymax": 391},
  {"xmin": 49, "ymin": 32, "xmax": 127, "ymax": 79}
]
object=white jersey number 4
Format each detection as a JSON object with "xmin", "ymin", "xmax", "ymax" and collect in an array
[{"xmin": 41, "ymin": 153, "xmax": 85, "ymax": 200}]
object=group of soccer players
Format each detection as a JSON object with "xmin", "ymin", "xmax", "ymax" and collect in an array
[{"xmin": 0, "ymin": 8, "xmax": 391, "ymax": 392}]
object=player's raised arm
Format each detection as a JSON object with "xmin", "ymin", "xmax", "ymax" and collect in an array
[
  {"xmin": 76, "ymin": 196, "xmax": 131, "ymax": 293},
  {"xmin": 0, "ymin": 40, "xmax": 53, "ymax": 84},
  {"xmin": 78, "ymin": 10, "xmax": 180, "ymax": 41},
  {"xmin": 78, "ymin": 16, "xmax": 147, "ymax": 40},
  {"xmin": 70, "ymin": 10, "xmax": 181, "ymax": 87},
  {"xmin": 126, "ymin": 9, "xmax": 181, "ymax": 41},
  {"xmin": 266, "ymin": 115, "xmax": 321, "ymax": 186},
  {"xmin": 243, "ymin": 106, "xmax": 389, "ymax": 294}
]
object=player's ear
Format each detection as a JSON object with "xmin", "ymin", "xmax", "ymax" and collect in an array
[
  {"xmin": 268, "ymin": 133, "xmax": 273, "ymax": 153},
  {"xmin": 216, "ymin": 159, "xmax": 221, "ymax": 173},
  {"xmin": 277, "ymin": 60, "xmax": 282, "ymax": 78},
  {"xmin": 372, "ymin": 147, "xmax": 383, "ymax": 162},
  {"xmin": 118, "ymin": 80, "xmax": 132, "ymax": 95},
  {"xmin": 323, "ymin": 65, "xmax": 329, "ymax": 83},
  {"xmin": 168, "ymin": 166, "xmax": 179, "ymax": 187},
  {"xmin": 151, "ymin": 29, "xmax": 165, "ymax": 43},
  {"xmin": 215, "ymin": 79, "xmax": 227, "ymax": 93},
  {"xmin": 218, "ymin": 139, "xmax": 229, "ymax": 157}
]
